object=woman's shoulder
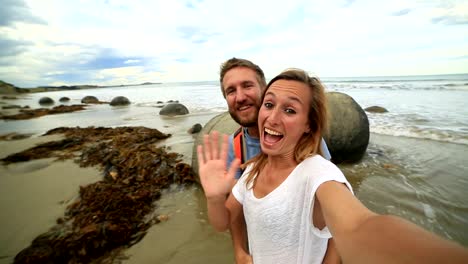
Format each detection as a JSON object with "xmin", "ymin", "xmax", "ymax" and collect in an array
[
  {"xmin": 298, "ymin": 155, "xmax": 343, "ymax": 177},
  {"xmin": 301, "ymin": 154, "xmax": 336, "ymax": 168}
]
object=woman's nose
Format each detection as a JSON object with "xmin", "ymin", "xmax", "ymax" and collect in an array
[{"xmin": 267, "ymin": 108, "xmax": 280, "ymax": 124}]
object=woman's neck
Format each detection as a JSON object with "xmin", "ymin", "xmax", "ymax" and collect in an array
[{"xmin": 266, "ymin": 152, "xmax": 297, "ymax": 171}]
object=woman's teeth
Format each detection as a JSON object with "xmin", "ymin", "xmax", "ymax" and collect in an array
[{"xmin": 265, "ymin": 128, "xmax": 282, "ymax": 136}]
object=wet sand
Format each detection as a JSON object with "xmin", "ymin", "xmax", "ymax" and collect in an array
[
  {"xmin": 0, "ymin": 136, "xmax": 102, "ymax": 263},
  {"xmin": 0, "ymin": 131, "xmax": 234, "ymax": 263},
  {"xmin": 123, "ymin": 187, "xmax": 234, "ymax": 264}
]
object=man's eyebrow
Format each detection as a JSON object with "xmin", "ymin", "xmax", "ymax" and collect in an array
[{"xmin": 241, "ymin": 80, "xmax": 255, "ymax": 86}]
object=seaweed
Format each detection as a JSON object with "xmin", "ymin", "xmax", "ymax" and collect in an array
[{"xmin": 1, "ymin": 126, "xmax": 196, "ymax": 263}]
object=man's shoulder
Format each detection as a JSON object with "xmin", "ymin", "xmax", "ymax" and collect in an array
[{"xmin": 232, "ymin": 126, "xmax": 243, "ymax": 137}]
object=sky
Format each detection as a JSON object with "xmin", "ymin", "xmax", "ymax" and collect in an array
[{"xmin": 0, "ymin": 0, "xmax": 467, "ymax": 87}]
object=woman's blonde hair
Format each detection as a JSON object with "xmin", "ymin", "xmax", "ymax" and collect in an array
[{"xmin": 243, "ymin": 68, "xmax": 328, "ymax": 187}]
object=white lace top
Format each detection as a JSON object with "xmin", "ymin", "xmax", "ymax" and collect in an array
[{"xmin": 232, "ymin": 155, "xmax": 353, "ymax": 264}]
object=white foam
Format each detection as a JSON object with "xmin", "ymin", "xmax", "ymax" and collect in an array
[{"xmin": 422, "ymin": 203, "xmax": 436, "ymax": 219}]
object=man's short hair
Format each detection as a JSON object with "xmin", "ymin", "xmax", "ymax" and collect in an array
[{"xmin": 219, "ymin": 58, "xmax": 266, "ymax": 97}]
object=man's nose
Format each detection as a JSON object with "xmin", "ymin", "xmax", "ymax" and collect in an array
[{"xmin": 236, "ymin": 89, "xmax": 247, "ymax": 102}]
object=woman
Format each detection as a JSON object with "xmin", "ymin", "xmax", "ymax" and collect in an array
[{"xmin": 197, "ymin": 69, "xmax": 468, "ymax": 263}]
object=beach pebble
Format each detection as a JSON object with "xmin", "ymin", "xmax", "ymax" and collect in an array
[
  {"xmin": 39, "ymin": 97, "xmax": 54, "ymax": 105},
  {"xmin": 109, "ymin": 170, "xmax": 118, "ymax": 180},
  {"xmin": 157, "ymin": 214, "xmax": 169, "ymax": 222}
]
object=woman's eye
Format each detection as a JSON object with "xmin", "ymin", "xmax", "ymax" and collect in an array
[
  {"xmin": 264, "ymin": 102, "xmax": 273, "ymax": 108},
  {"xmin": 285, "ymin": 108, "xmax": 296, "ymax": 114}
]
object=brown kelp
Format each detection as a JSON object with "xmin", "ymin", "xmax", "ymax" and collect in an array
[
  {"xmin": 0, "ymin": 105, "xmax": 87, "ymax": 120},
  {"xmin": 1, "ymin": 126, "xmax": 196, "ymax": 263}
]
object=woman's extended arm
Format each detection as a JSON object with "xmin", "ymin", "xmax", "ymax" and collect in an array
[
  {"xmin": 197, "ymin": 131, "xmax": 240, "ymax": 231},
  {"xmin": 316, "ymin": 181, "xmax": 468, "ymax": 264},
  {"xmin": 226, "ymin": 193, "xmax": 252, "ymax": 264},
  {"xmin": 322, "ymin": 238, "xmax": 341, "ymax": 264}
]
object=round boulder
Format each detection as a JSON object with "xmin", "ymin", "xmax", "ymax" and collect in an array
[
  {"xmin": 59, "ymin": 97, "xmax": 70, "ymax": 102},
  {"xmin": 81, "ymin": 96, "xmax": 99, "ymax": 104},
  {"xmin": 365, "ymin": 106, "xmax": 388, "ymax": 113},
  {"xmin": 110, "ymin": 96, "xmax": 131, "ymax": 106},
  {"xmin": 326, "ymin": 92, "xmax": 369, "ymax": 163},
  {"xmin": 191, "ymin": 112, "xmax": 239, "ymax": 180},
  {"xmin": 159, "ymin": 103, "xmax": 189, "ymax": 116},
  {"xmin": 188, "ymin": 123, "xmax": 202, "ymax": 134},
  {"xmin": 39, "ymin": 97, "xmax": 54, "ymax": 105}
]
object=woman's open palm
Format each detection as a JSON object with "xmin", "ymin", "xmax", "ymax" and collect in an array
[{"xmin": 197, "ymin": 131, "xmax": 240, "ymax": 199}]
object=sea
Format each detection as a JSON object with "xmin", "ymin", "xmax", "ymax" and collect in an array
[{"xmin": 0, "ymin": 73, "xmax": 467, "ymax": 263}]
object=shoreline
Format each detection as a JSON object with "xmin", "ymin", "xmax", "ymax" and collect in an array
[{"xmin": 1, "ymin": 81, "xmax": 162, "ymax": 95}]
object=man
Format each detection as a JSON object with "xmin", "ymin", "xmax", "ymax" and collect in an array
[
  {"xmin": 216, "ymin": 58, "xmax": 338, "ymax": 263},
  {"xmin": 219, "ymin": 58, "xmax": 331, "ymax": 179}
]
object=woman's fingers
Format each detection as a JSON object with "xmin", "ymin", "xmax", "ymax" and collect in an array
[
  {"xmin": 196, "ymin": 144, "xmax": 205, "ymax": 166},
  {"xmin": 228, "ymin": 158, "xmax": 241, "ymax": 179},
  {"xmin": 220, "ymin": 134, "xmax": 229, "ymax": 164},
  {"xmin": 211, "ymin": 131, "xmax": 219, "ymax": 159},
  {"xmin": 203, "ymin": 133, "xmax": 212, "ymax": 160}
]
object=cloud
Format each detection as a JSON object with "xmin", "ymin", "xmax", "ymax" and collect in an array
[
  {"xmin": 124, "ymin": 59, "xmax": 141, "ymax": 64},
  {"xmin": 80, "ymin": 50, "xmax": 145, "ymax": 70},
  {"xmin": 1, "ymin": 0, "xmax": 468, "ymax": 87},
  {"xmin": 176, "ymin": 26, "xmax": 219, "ymax": 44},
  {"xmin": 431, "ymin": 15, "xmax": 468, "ymax": 25},
  {"xmin": 427, "ymin": 1, "xmax": 468, "ymax": 25},
  {"xmin": 0, "ymin": 0, "xmax": 46, "ymax": 27},
  {"xmin": 392, "ymin": 8, "xmax": 412, "ymax": 16},
  {"xmin": 0, "ymin": 35, "xmax": 33, "ymax": 57},
  {"xmin": 448, "ymin": 55, "xmax": 468, "ymax": 60},
  {"xmin": 343, "ymin": 0, "xmax": 355, "ymax": 7}
]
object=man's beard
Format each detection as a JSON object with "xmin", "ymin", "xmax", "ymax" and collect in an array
[{"xmin": 229, "ymin": 107, "xmax": 258, "ymax": 128}]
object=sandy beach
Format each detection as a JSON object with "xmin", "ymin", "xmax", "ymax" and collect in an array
[
  {"xmin": 1, "ymin": 80, "xmax": 467, "ymax": 263},
  {"xmin": 0, "ymin": 135, "xmax": 102, "ymax": 263},
  {"xmin": 0, "ymin": 132, "xmax": 236, "ymax": 264},
  {"xmin": 0, "ymin": 92, "xmax": 236, "ymax": 263}
]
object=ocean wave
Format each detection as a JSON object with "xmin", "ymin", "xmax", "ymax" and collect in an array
[
  {"xmin": 326, "ymin": 83, "xmax": 468, "ymax": 91},
  {"xmin": 322, "ymin": 74, "xmax": 468, "ymax": 83},
  {"xmin": 370, "ymin": 126, "xmax": 468, "ymax": 146}
]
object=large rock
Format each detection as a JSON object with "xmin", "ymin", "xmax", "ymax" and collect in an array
[
  {"xmin": 39, "ymin": 97, "xmax": 54, "ymax": 105},
  {"xmin": 110, "ymin": 96, "xmax": 131, "ymax": 106},
  {"xmin": 326, "ymin": 92, "xmax": 369, "ymax": 163},
  {"xmin": 365, "ymin": 105, "xmax": 388, "ymax": 113},
  {"xmin": 191, "ymin": 92, "xmax": 369, "ymax": 175},
  {"xmin": 191, "ymin": 112, "xmax": 239, "ymax": 178},
  {"xmin": 188, "ymin": 123, "xmax": 202, "ymax": 134},
  {"xmin": 159, "ymin": 103, "xmax": 189, "ymax": 116},
  {"xmin": 81, "ymin": 96, "xmax": 99, "ymax": 104}
]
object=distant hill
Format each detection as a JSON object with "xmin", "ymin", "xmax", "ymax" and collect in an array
[
  {"xmin": 0, "ymin": 80, "xmax": 29, "ymax": 94},
  {"xmin": 0, "ymin": 80, "xmax": 162, "ymax": 94}
]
